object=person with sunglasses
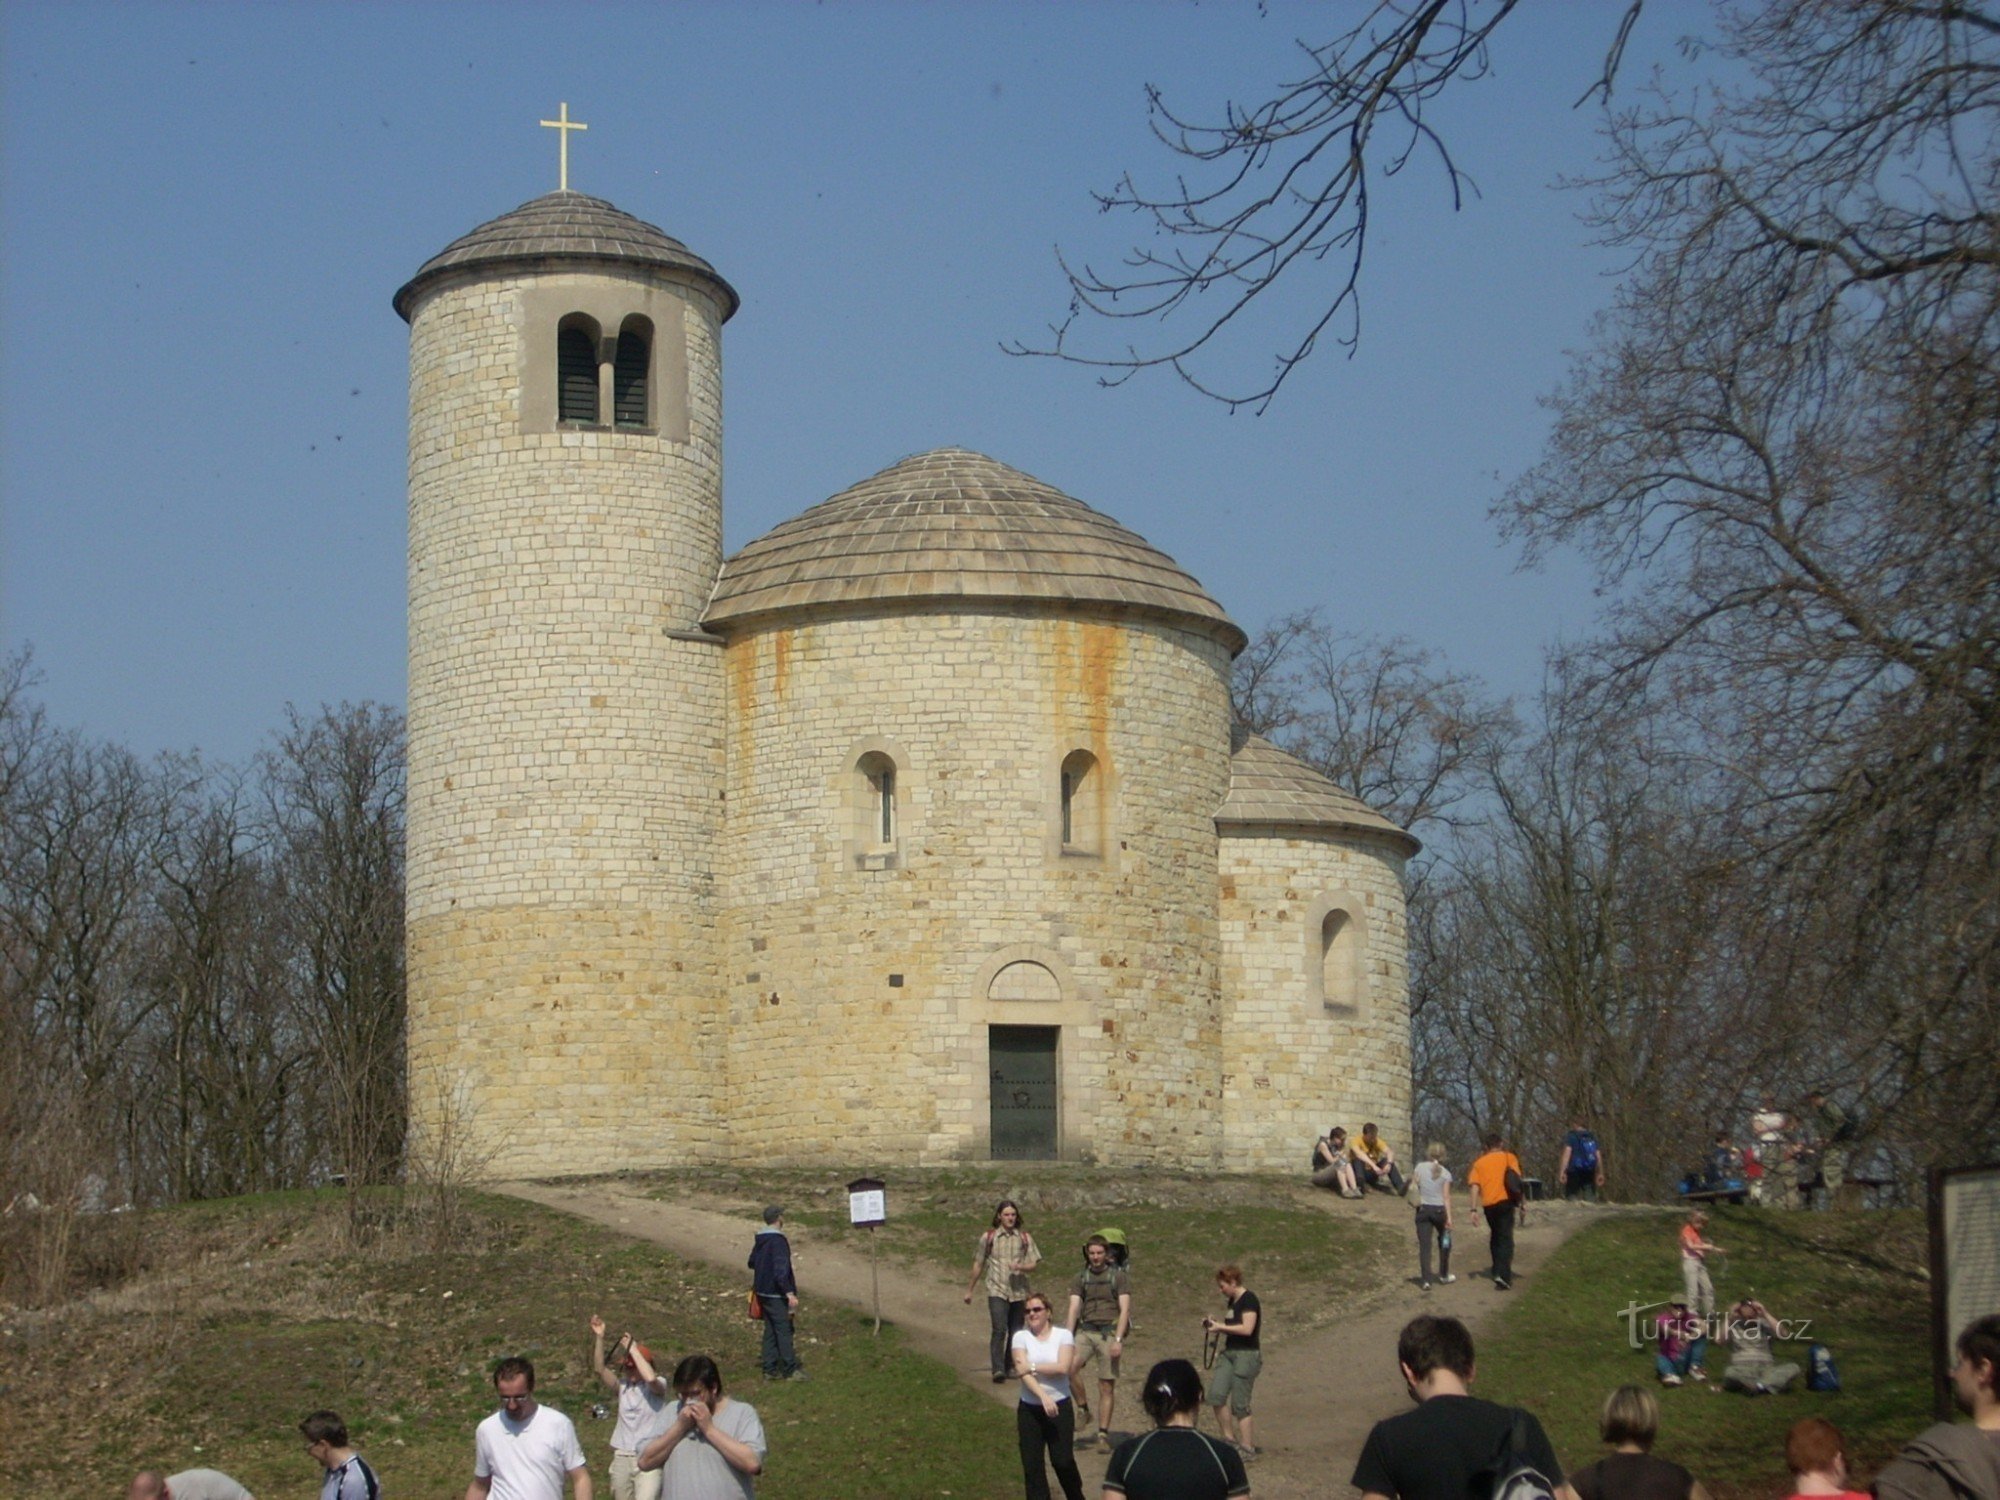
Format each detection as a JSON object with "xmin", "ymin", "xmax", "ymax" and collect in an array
[{"xmin": 1012, "ymin": 1292, "xmax": 1087, "ymax": 1500}]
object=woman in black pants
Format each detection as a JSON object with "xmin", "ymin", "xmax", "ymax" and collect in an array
[{"xmin": 1012, "ymin": 1292, "xmax": 1087, "ymax": 1500}]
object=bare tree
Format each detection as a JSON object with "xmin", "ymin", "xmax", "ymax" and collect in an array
[
  {"xmin": 1232, "ymin": 609, "xmax": 1513, "ymax": 835},
  {"xmin": 262, "ymin": 703, "xmax": 407, "ymax": 1230},
  {"xmin": 1503, "ymin": 0, "xmax": 2000, "ymax": 1160},
  {"xmin": 1011, "ymin": 0, "xmax": 1643, "ymax": 410}
]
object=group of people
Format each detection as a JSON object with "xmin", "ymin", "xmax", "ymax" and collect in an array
[
  {"xmin": 1312, "ymin": 1123, "xmax": 1408, "ymax": 1197},
  {"xmin": 964, "ymin": 1196, "xmax": 1264, "ymax": 1500},
  {"xmin": 1354, "ymin": 1312, "xmax": 2000, "ymax": 1500}
]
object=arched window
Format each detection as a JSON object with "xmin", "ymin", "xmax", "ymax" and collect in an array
[
  {"xmin": 614, "ymin": 316, "xmax": 652, "ymax": 428},
  {"xmin": 1321, "ymin": 907, "xmax": 1362, "ymax": 1011},
  {"xmin": 848, "ymin": 745, "xmax": 909, "ymax": 870},
  {"xmin": 557, "ymin": 317, "xmax": 601, "ymax": 424},
  {"xmin": 1059, "ymin": 749, "xmax": 1100, "ymax": 855}
]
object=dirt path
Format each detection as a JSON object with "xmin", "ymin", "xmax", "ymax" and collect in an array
[{"xmin": 501, "ymin": 1181, "xmax": 1596, "ymax": 1500}]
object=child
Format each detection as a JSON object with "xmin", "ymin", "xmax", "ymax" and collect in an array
[
  {"xmin": 1679, "ymin": 1211, "xmax": 1721, "ymax": 1318},
  {"xmin": 1656, "ymin": 1300, "xmax": 1709, "ymax": 1386}
]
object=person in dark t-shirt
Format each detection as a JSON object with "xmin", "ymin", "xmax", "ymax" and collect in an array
[
  {"xmin": 1570, "ymin": 1386, "xmax": 1708, "ymax": 1500},
  {"xmin": 1104, "ymin": 1358, "xmax": 1249, "ymax": 1500},
  {"xmin": 1203, "ymin": 1266, "xmax": 1264, "ymax": 1460},
  {"xmin": 1352, "ymin": 1315, "xmax": 1577, "ymax": 1500}
]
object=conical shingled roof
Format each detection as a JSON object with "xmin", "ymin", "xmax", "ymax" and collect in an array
[
  {"xmin": 394, "ymin": 190, "xmax": 738, "ymax": 322},
  {"xmin": 1217, "ymin": 728, "xmax": 1419, "ymax": 853},
  {"xmin": 704, "ymin": 448, "xmax": 1246, "ymax": 650}
]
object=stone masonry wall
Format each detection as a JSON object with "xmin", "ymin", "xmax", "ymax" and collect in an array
[
  {"xmin": 404, "ymin": 267, "xmax": 728, "ymax": 1177},
  {"xmin": 1217, "ymin": 829, "xmax": 1412, "ymax": 1172},
  {"xmin": 715, "ymin": 605, "xmax": 1234, "ymax": 1167}
]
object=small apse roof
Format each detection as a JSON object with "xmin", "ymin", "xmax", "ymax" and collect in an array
[
  {"xmin": 1217, "ymin": 728, "xmax": 1419, "ymax": 854},
  {"xmin": 394, "ymin": 190, "xmax": 738, "ymax": 322},
  {"xmin": 704, "ymin": 447, "xmax": 1245, "ymax": 651}
]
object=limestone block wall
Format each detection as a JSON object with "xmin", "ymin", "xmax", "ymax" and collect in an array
[
  {"xmin": 714, "ymin": 605, "xmax": 1234, "ymax": 1167},
  {"xmin": 1217, "ymin": 829, "xmax": 1412, "ymax": 1172},
  {"xmin": 404, "ymin": 267, "xmax": 729, "ymax": 1176}
]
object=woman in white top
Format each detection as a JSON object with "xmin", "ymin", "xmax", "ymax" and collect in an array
[
  {"xmin": 1012, "ymin": 1291, "xmax": 1088, "ymax": 1500},
  {"xmin": 1411, "ymin": 1142, "xmax": 1457, "ymax": 1291}
]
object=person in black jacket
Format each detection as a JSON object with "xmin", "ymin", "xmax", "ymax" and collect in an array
[{"xmin": 747, "ymin": 1205, "xmax": 806, "ymax": 1382}]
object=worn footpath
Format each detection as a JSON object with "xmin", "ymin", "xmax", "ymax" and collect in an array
[{"xmin": 502, "ymin": 1180, "xmax": 1593, "ymax": 1500}]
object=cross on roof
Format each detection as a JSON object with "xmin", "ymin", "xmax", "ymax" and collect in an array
[{"xmin": 539, "ymin": 102, "xmax": 588, "ymax": 192}]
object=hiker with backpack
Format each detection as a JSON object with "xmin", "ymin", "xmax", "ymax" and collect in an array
[
  {"xmin": 1352, "ymin": 1314, "xmax": 1576, "ymax": 1500},
  {"xmin": 967, "ymin": 1200, "xmax": 1042, "ymax": 1383},
  {"xmin": 1559, "ymin": 1121, "xmax": 1605, "ymax": 1202},
  {"xmin": 1570, "ymin": 1386, "xmax": 1711, "ymax": 1500},
  {"xmin": 1467, "ymin": 1134, "xmax": 1528, "ymax": 1291}
]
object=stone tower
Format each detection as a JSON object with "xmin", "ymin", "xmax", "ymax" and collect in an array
[{"xmin": 395, "ymin": 192, "xmax": 738, "ymax": 1176}]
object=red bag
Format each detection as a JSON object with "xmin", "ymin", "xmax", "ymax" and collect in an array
[{"xmin": 747, "ymin": 1290, "xmax": 764, "ymax": 1320}]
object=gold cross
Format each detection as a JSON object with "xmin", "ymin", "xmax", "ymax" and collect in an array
[{"xmin": 539, "ymin": 102, "xmax": 588, "ymax": 192}]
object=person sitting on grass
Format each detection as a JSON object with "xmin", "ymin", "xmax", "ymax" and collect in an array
[
  {"xmin": 1312, "ymin": 1126, "xmax": 1362, "ymax": 1197},
  {"xmin": 1782, "ymin": 1417, "xmax": 1868, "ymax": 1500},
  {"xmin": 1354, "ymin": 1123, "xmax": 1407, "ymax": 1195},
  {"xmin": 1656, "ymin": 1300, "xmax": 1708, "ymax": 1387},
  {"xmin": 1719, "ymin": 1297, "xmax": 1801, "ymax": 1394},
  {"xmin": 1571, "ymin": 1385, "xmax": 1711, "ymax": 1500}
]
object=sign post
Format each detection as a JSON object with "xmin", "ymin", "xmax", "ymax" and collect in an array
[{"xmin": 847, "ymin": 1176, "xmax": 887, "ymax": 1336}]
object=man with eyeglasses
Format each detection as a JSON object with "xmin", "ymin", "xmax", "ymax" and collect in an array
[{"xmin": 468, "ymin": 1356, "xmax": 593, "ymax": 1500}]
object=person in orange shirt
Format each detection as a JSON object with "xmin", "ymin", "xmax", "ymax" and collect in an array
[
  {"xmin": 1679, "ymin": 1210, "xmax": 1722, "ymax": 1318},
  {"xmin": 1464, "ymin": 1133, "xmax": 1525, "ymax": 1290}
]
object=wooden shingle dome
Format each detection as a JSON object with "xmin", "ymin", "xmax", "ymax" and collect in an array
[{"xmin": 705, "ymin": 447, "xmax": 1246, "ymax": 650}]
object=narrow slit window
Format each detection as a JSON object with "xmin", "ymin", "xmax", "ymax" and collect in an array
[
  {"xmin": 1058, "ymin": 749, "xmax": 1099, "ymax": 854},
  {"xmin": 878, "ymin": 765, "xmax": 896, "ymax": 844},
  {"xmin": 614, "ymin": 317, "xmax": 651, "ymax": 428},
  {"xmin": 557, "ymin": 321, "xmax": 600, "ymax": 424}
]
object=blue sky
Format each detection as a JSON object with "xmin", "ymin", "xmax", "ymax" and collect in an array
[{"xmin": 1, "ymin": 1, "xmax": 1705, "ymax": 764}]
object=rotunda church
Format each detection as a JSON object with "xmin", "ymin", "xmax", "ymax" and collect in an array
[{"xmin": 395, "ymin": 187, "xmax": 1416, "ymax": 1179}]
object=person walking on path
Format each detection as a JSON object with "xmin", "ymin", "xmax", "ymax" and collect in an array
[
  {"xmin": 1103, "ymin": 1358, "xmax": 1250, "ymax": 1500},
  {"xmin": 637, "ymin": 1355, "xmax": 767, "ymax": 1500},
  {"xmin": 1012, "ymin": 1290, "xmax": 1088, "ymax": 1500},
  {"xmin": 1781, "ymin": 1418, "xmax": 1869, "ymax": 1500},
  {"xmin": 301, "ymin": 1410, "xmax": 381, "ymax": 1500},
  {"xmin": 1203, "ymin": 1265, "xmax": 1264, "ymax": 1462},
  {"xmin": 967, "ymin": 1199, "xmax": 1042, "ymax": 1382},
  {"xmin": 1466, "ymin": 1134, "xmax": 1526, "ymax": 1290},
  {"xmin": 748, "ymin": 1206, "xmax": 805, "ymax": 1382},
  {"xmin": 1678, "ymin": 1212, "xmax": 1721, "ymax": 1320},
  {"xmin": 1558, "ymin": 1119, "xmax": 1606, "ymax": 1202},
  {"xmin": 1873, "ymin": 1314, "xmax": 2000, "ymax": 1500},
  {"xmin": 468, "ymin": 1356, "xmax": 593, "ymax": 1500},
  {"xmin": 1411, "ymin": 1142, "xmax": 1456, "ymax": 1291},
  {"xmin": 1570, "ymin": 1385, "xmax": 1710, "ymax": 1500},
  {"xmin": 1352, "ymin": 1314, "xmax": 1577, "ymax": 1500},
  {"xmin": 590, "ymin": 1316, "xmax": 670, "ymax": 1500},
  {"xmin": 1065, "ymin": 1233, "xmax": 1132, "ymax": 1452}
]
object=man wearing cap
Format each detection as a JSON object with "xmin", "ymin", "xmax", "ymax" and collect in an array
[
  {"xmin": 591, "ymin": 1315, "xmax": 670, "ymax": 1500},
  {"xmin": 748, "ymin": 1205, "xmax": 805, "ymax": 1382}
]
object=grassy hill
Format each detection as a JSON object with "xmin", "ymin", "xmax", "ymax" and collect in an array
[{"xmin": 1475, "ymin": 1206, "xmax": 1934, "ymax": 1500}]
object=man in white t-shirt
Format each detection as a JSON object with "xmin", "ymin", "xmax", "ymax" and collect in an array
[{"xmin": 467, "ymin": 1356, "xmax": 593, "ymax": 1500}]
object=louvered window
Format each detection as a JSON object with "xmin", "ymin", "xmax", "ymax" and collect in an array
[
  {"xmin": 614, "ymin": 320, "xmax": 651, "ymax": 429},
  {"xmin": 558, "ymin": 324, "xmax": 599, "ymax": 424}
]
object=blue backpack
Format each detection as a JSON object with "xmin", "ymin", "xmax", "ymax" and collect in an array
[
  {"xmin": 1570, "ymin": 1132, "xmax": 1599, "ymax": 1174},
  {"xmin": 1807, "ymin": 1343, "xmax": 1841, "ymax": 1392}
]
